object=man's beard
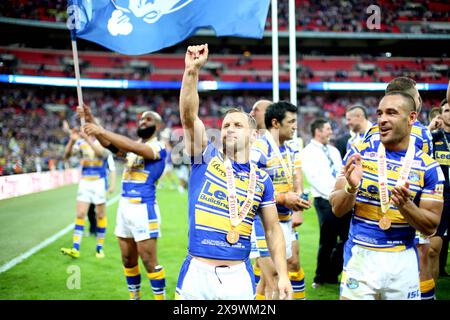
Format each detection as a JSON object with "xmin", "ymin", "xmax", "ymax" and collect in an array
[{"xmin": 137, "ymin": 125, "xmax": 156, "ymax": 139}]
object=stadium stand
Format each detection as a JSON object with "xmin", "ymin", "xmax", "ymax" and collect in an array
[
  {"xmin": 1, "ymin": 47, "xmax": 449, "ymax": 83},
  {"xmin": 1, "ymin": 0, "xmax": 449, "ymax": 33}
]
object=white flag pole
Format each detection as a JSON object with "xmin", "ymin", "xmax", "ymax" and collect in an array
[
  {"xmin": 271, "ymin": 0, "xmax": 279, "ymax": 102},
  {"xmin": 71, "ymin": 39, "xmax": 85, "ymax": 126},
  {"xmin": 289, "ymin": 0, "xmax": 297, "ymax": 106}
]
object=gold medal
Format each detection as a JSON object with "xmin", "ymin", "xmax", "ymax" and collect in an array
[
  {"xmin": 378, "ymin": 216, "xmax": 391, "ymax": 230},
  {"xmin": 226, "ymin": 229, "xmax": 240, "ymax": 244}
]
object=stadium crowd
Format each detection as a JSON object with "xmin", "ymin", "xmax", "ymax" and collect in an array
[
  {"xmin": 0, "ymin": 87, "xmax": 443, "ymax": 176},
  {"xmin": 1, "ymin": 0, "xmax": 449, "ymax": 33}
]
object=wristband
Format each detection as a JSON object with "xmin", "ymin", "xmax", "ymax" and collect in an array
[
  {"xmin": 344, "ymin": 182, "xmax": 358, "ymax": 195},
  {"xmin": 106, "ymin": 143, "xmax": 119, "ymax": 154}
]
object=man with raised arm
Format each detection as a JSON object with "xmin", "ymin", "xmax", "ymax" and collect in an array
[
  {"xmin": 175, "ymin": 44, "xmax": 292, "ymax": 300},
  {"xmin": 79, "ymin": 106, "xmax": 167, "ymax": 300}
]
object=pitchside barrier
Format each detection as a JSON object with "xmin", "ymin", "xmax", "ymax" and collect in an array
[{"xmin": 0, "ymin": 169, "xmax": 80, "ymax": 200}]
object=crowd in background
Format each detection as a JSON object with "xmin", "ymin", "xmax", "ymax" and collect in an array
[
  {"xmin": 0, "ymin": 86, "xmax": 443, "ymax": 176},
  {"xmin": 1, "ymin": 0, "xmax": 449, "ymax": 33}
]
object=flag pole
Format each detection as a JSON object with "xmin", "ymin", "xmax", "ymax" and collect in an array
[
  {"xmin": 289, "ymin": 0, "xmax": 297, "ymax": 106},
  {"xmin": 71, "ymin": 39, "xmax": 85, "ymax": 126},
  {"xmin": 271, "ymin": 0, "xmax": 279, "ymax": 102}
]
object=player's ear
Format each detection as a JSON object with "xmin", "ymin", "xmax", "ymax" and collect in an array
[{"xmin": 408, "ymin": 111, "xmax": 417, "ymax": 125}]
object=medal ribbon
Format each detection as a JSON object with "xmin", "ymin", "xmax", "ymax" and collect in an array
[
  {"xmin": 224, "ymin": 158, "xmax": 257, "ymax": 227},
  {"xmin": 264, "ymin": 131, "xmax": 293, "ymax": 189},
  {"xmin": 377, "ymin": 137, "xmax": 416, "ymax": 214}
]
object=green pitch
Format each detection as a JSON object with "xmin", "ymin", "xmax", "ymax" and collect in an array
[{"xmin": 0, "ymin": 176, "xmax": 449, "ymax": 300}]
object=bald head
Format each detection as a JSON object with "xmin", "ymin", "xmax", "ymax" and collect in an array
[
  {"xmin": 345, "ymin": 105, "xmax": 368, "ymax": 133},
  {"xmin": 141, "ymin": 111, "xmax": 162, "ymax": 124},
  {"xmin": 250, "ymin": 99, "xmax": 272, "ymax": 129}
]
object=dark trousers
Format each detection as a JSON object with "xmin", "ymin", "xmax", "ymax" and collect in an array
[
  {"xmin": 313, "ymin": 197, "xmax": 351, "ymax": 284},
  {"xmin": 440, "ymin": 235, "xmax": 449, "ymax": 274},
  {"xmin": 88, "ymin": 203, "xmax": 97, "ymax": 234}
]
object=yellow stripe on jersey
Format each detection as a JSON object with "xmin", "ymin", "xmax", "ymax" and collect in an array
[
  {"xmin": 124, "ymin": 197, "xmax": 142, "ymax": 203},
  {"xmin": 411, "ymin": 125, "xmax": 422, "ymax": 136},
  {"xmin": 122, "ymin": 170, "xmax": 149, "ymax": 182},
  {"xmin": 359, "ymin": 244, "xmax": 406, "ymax": 252},
  {"xmin": 256, "ymin": 239, "xmax": 267, "ymax": 249},
  {"xmin": 195, "ymin": 210, "xmax": 252, "ymax": 236},
  {"xmin": 81, "ymin": 176, "xmax": 101, "ymax": 180},
  {"xmin": 80, "ymin": 159, "xmax": 103, "ymax": 167},
  {"xmin": 278, "ymin": 214, "xmax": 292, "ymax": 221}
]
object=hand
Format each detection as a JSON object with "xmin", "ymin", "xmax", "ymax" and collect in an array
[
  {"xmin": 391, "ymin": 182, "xmax": 412, "ymax": 209},
  {"xmin": 428, "ymin": 116, "xmax": 442, "ymax": 131},
  {"xmin": 69, "ymin": 128, "xmax": 80, "ymax": 141},
  {"xmin": 107, "ymin": 186, "xmax": 115, "ymax": 194},
  {"xmin": 292, "ymin": 211, "xmax": 303, "ymax": 228},
  {"xmin": 185, "ymin": 44, "xmax": 208, "ymax": 70},
  {"xmin": 344, "ymin": 154, "xmax": 363, "ymax": 188},
  {"xmin": 277, "ymin": 276, "xmax": 293, "ymax": 300},
  {"xmin": 62, "ymin": 120, "xmax": 71, "ymax": 134},
  {"xmin": 298, "ymin": 197, "xmax": 312, "ymax": 210},
  {"xmin": 282, "ymin": 192, "xmax": 304, "ymax": 211},
  {"xmin": 83, "ymin": 123, "xmax": 105, "ymax": 137},
  {"xmin": 76, "ymin": 104, "xmax": 95, "ymax": 123}
]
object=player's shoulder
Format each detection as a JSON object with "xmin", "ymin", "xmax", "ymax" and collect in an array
[
  {"xmin": 253, "ymin": 165, "xmax": 270, "ymax": 182},
  {"xmin": 146, "ymin": 138, "xmax": 165, "ymax": 149},
  {"xmin": 253, "ymin": 137, "xmax": 269, "ymax": 153},
  {"xmin": 416, "ymin": 149, "xmax": 439, "ymax": 168}
]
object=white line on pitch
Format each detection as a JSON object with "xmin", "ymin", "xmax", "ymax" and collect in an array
[{"xmin": 0, "ymin": 194, "xmax": 121, "ymax": 274}]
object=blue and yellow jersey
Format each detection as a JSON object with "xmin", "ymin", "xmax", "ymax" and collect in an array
[
  {"xmin": 432, "ymin": 130, "xmax": 450, "ymax": 205},
  {"xmin": 363, "ymin": 120, "xmax": 433, "ymax": 156},
  {"xmin": 251, "ymin": 135, "xmax": 301, "ymax": 220},
  {"xmin": 188, "ymin": 143, "xmax": 275, "ymax": 260},
  {"xmin": 121, "ymin": 138, "xmax": 166, "ymax": 203},
  {"xmin": 73, "ymin": 138, "xmax": 108, "ymax": 180},
  {"xmin": 343, "ymin": 139, "xmax": 444, "ymax": 251}
]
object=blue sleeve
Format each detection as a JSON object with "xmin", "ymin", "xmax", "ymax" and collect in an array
[
  {"xmin": 342, "ymin": 146, "xmax": 356, "ymax": 166},
  {"xmin": 259, "ymin": 174, "xmax": 276, "ymax": 208},
  {"xmin": 190, "ymin": 142, "xmax": 217, "ymax": 166}
]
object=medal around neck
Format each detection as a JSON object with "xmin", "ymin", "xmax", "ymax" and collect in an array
[
  {"xmin": 378, "ymin": 215, "xmax": 392, "ymax": 230},
  {"xmin": 377, "ymin": 138, "xmax": 415, "ymax": 230},
  {"xmin": 223, "ymin": 158, "xmax": 257, "ymax": 245},
  {"xmin": 226, "ymin": 229, "xmax": 240, "ymax": 244}
]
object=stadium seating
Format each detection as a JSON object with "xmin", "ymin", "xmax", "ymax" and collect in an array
[
  {"xmin": 1, "ymin": 0, "xmax": 449, "ymax": 33},
  {"xmin": 1, "ymin": 47, "xmax": 448, "ymax": 83}
]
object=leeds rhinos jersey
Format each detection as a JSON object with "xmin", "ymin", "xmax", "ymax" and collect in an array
[
  {"xmin": 250, "ymin": 135, "xmax": 301, "ymax": 220},
  {"xmin": 363, "ymin": 120, "xmax": 433, "ymax": 156},
  {"xmin": 122, "ymin": 138, "xmax": 166, "ymax": 203},
  {"xmin": 343, "ymin": 139, "xmax": 444, "ymax": 251},
  {"xmin": 188, "ymin": 143, "xmax": 275, "ymax": 260},
  {"xmin": 432, "ymin": 130, "xmax": 450, "ymax": 205},
  {"xmin": 73, "ymin": 138, "xmax": 108, "ymax": 180}
]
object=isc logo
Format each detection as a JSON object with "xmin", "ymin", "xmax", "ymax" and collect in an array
[{"xmin": 407, "ymin": 290, "xmax": 420, "ymax": 299}]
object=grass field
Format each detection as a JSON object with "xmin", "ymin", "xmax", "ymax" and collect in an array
[{"xmin": 0, "ymin": 175, "xmax": 449, "ymax": 300}]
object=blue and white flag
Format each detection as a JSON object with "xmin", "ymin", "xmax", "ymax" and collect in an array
[{"xmin": 67, "ymin": 0, "xmax": 270, "ymax": 55}]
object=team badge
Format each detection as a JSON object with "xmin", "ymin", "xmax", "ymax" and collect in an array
[
  {"xmin": 346, "ymin": 278, "xmax": 359, "ymax": 289},
  {"xmin": 408, "ymin": 171, "xmax": 420, "ymax": 182}
]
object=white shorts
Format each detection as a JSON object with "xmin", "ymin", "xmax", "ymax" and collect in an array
[
  {"xmin": 176, "ymin": 256, "xmax": 255, "ymax": 300},
  {"xmin": 175, "ymin": 165, "xmax": 189, "ymax": 181},
  {"xmin": 279, "ymin": 220, "xmax": 293, "ymax": 260},
  {"xmin": 341, "ymin": 244, "xmax": 420, "ymax": 300},
  {"xmin": 114, "ymin": 198, "xmax": 161, "ymax": 242},
  {"xmin": 77, "ymin": 178, "xmax": 106, "ymax": 205}
]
